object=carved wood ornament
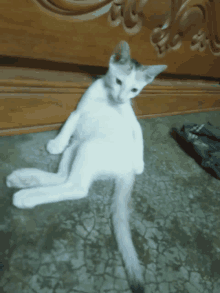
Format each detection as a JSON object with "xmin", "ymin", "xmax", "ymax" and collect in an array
[
  {"xmin": 34, "ymin": 0, "xmax": 220, "ymax": 57},
  {"xmin": 33, "ymin": 0, "xmax": 112, "ymax": 20},
  {"xmin": 107, "ymin": 0, "xmax": 148, "ymax": 35},
  {"xmin": 150, "ymin": 0, "xmax": 220, "ymax": 57}
]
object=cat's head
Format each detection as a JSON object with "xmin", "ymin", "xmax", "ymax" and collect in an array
[{"xmin": 104, "ymin": 41, "xmax": 167, "ymax": 104}]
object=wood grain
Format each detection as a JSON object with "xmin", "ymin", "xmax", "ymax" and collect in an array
[
  {"xmin": 0, "ymin": 66, "xmax": 220, "ymax": 136},
  {"xmin": 0, "ymin": 0, "xmax": 220, "ymax": 78}
]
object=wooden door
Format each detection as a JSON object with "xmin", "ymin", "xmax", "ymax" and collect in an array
[
  {"xmin": 0, "ymin": 0, "xmax": 220, "ymax": 77},
  {"xmin": 1, "ymin": 0, "xmax": 220, "ymax": 136}
]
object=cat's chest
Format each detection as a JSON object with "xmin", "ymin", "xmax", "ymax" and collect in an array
[{"xmin": 75, "ymin": 102, "xmax": 134, "ymax": 140}]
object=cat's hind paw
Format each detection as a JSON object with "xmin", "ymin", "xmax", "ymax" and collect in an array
[
  {"xmin": 6, "ymin": 169, "xmax": 40, "ymax": 188},
  {"xmin": 13, "ymin": 189, "xmax": 37, "ymax": 209}
]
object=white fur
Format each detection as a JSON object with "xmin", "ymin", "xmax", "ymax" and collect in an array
[
  {"xmin": 6, "ymin": 41, "xmax": 167, "ymax": 292},
  {"xmin": 7, "ymin": 77, "xmax": 145, "ymax": 207}
]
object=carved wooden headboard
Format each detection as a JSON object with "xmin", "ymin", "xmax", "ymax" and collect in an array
[{"xmin": 0, "ymin": 0, "xmax": 220, "ymax": 136}]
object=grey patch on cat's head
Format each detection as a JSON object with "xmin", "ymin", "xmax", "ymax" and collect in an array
[
  {"xmin": 109, "ymin": 41, "xmax": 167, "ymax": 82},
  {"xmin": 131, "ymin": 59, "xmax": 142, "ymax": 70},
  {"xmin": 110, "ymin": 58, "xmax": 132, "ymax": 75}
]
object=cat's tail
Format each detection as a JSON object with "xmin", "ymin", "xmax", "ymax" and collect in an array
[{"xmin": 111, "ymin": 172, "xmax": 145, "ymax": 293}]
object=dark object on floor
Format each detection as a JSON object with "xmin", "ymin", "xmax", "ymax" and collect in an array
[{"xmin": 171, "ymin": 122, "xmax": 220, "ymax": 179}]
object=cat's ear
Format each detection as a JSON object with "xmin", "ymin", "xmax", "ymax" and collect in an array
[
  {"xmin": 144, "ymin": 65, "xmax": 167, "ymax": 79},
  {"xmin": 110, "ymin": 41, "xmax": 130, "ymax": 64}
]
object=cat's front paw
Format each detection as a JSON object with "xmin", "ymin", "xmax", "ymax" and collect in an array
[{"xmin": 46, "ymin": 139, "xmax": 66, "ymax": 155}]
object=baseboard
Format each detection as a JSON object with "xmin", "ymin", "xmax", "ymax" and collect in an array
[{"xmin": 0, "ymin": 66, "xmax": 220, "ymax": 136}]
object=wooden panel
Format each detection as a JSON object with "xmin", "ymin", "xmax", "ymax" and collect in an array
[
  {"xmin": 0, "ymin": 66, "xmax": 220, "ymax": 136},
  {"xmin": 134, "ymin": 89, "xmax": 220, "ymax": 118},
  {"xmin": 0, "ymin": 0, "xmax": 220, "ymax": 78}
]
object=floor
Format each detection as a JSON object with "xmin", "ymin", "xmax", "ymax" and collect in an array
[{"xmin": 1, "ymin": 111, "xmax": 220, "ymax": 293}]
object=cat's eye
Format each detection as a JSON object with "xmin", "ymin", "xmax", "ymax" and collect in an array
[
  {"xmin": 116, "ymin": 78, "xmax": 122, "ymax": 85},
  {"xmin": 131, "ymin": 88, "xmax": 138, "ymax": 92}
]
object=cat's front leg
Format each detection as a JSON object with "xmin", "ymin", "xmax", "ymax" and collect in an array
[
  {"xmin": 47, "ymin": 111, "xmax": 80, "ymax": 155},
  {"xmin": 47, "ymin": 138, "xmax": 67, "ymax": 155}
]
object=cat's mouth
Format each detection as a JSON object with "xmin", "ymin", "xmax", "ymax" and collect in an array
[
  {"xmin": 116, "ymin": 97, "xmax": 124, "ymax": 103},
  {"xmin": 109, "ymin": 94, "xmax": 125, "ymax": 104},
  {"xmin": 116, "ymin": 99, "xmax": 125, "ymax": 105},
  {"xmin": 114, "ymin": 95, "xmax": 126, "ymax": 104}
]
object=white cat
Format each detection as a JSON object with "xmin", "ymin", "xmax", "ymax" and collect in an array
[{"xmin": 6, "ymin": 41, "xmax": 167, "ymax": 292}]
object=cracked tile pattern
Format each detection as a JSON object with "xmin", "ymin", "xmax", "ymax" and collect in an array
[{"xmin": 1, "ymin": 111, "xmax": 220, "ymax": 293}]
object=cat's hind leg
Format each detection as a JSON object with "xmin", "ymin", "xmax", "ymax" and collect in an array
[
  {"xmin": 12, "ymin": 141, "xmax": 96, "ymax": 209},
  {"xmin": 12, "ymin": 140, "xmax": 128, "ymax": 209},
  {"xmin": 6, "ymin": 141, "xmax": 78, "ymax": 189},
  {"xmin": 12, "ymin": 182, "xmax": 88, "ymax": 209},
  {"xmin": 6, "ymin": 168, "xmax": 64, "ymax": 188}
]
